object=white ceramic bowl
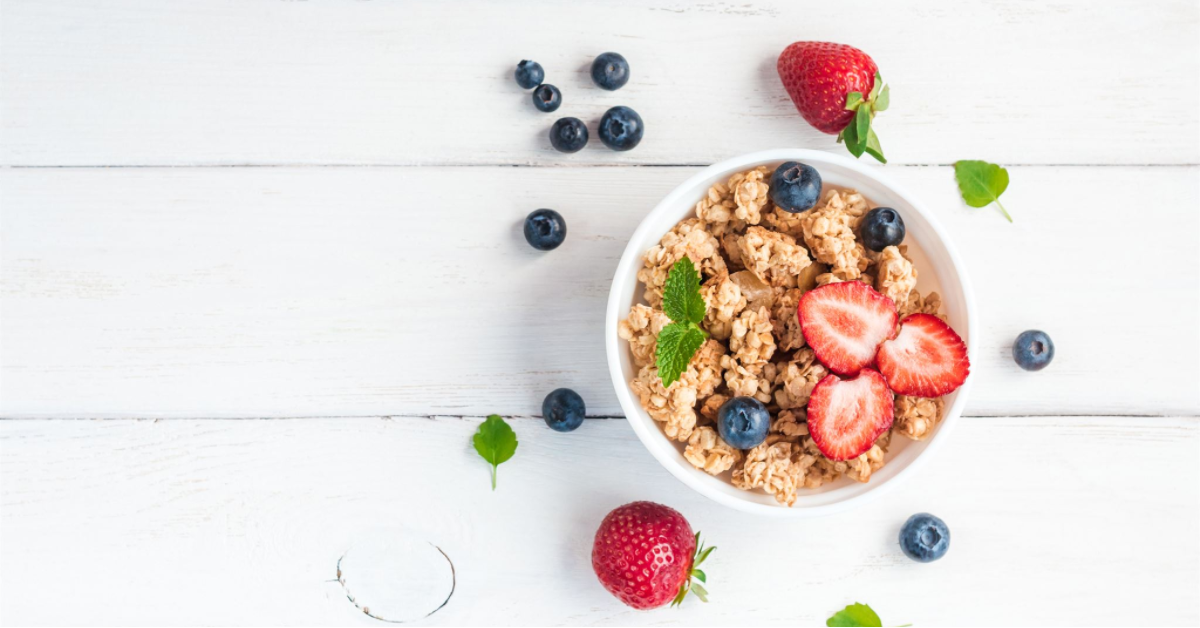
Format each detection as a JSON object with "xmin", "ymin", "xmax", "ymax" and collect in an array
[{"xmin": 606, "ymin": 149, "xmax": 977, "ymax": 517}]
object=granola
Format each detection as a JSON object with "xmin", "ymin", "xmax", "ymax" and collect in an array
[
  {"xmin": 894, "ymin": 395, "xmax": 945, "ymax": 441},
  {"xmin": 799, "ymin": 190, "xmax": 871, "ymax": 280},
  {"xmin": 684, "ymin": 426, "xmax": 742, "ymax": 475},
  {"xmin": 874, "ymin": 245, "xmax": 917, "ymax": 306},
  {"xmin": 619, "ymin": 165, "xmax": 953, "ymax": 506}
]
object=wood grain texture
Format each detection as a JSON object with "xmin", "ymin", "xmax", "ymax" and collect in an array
[
  {"xmin": 3, "ymin": 166, "xmax": 1197, "ymax": 419},
  {"xmin": 1, "ymin": 416, "xmax": 1197, "ymax": 626},
  {"xmin": 2, "ymin": 0, "xmax": 1197, "ymax": 167}
]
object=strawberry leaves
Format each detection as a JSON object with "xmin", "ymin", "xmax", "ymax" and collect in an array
[
  {"xmin": 656, "ymin": 256, "xmax": 709, "ymax": 388},
  {"xmin": 670, "ymin": 532, "xmax": 716, "ymax": 608},
  {"xmin": 838, "ymin": 72, "xmax": 889, "ymax": 164},
  {"xmin": 954, "ymin": 160, "xmax": 1012, "ymax": 222}
]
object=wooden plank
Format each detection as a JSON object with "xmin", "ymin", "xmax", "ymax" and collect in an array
[
  {"xmin": 2, "ymin": 166, "xmax": 1197, "ymax": 419},
  {"xmin": 1, "ymin": 0, "xmax": 1197, "ymax": 167},
  {"xmin": 1, "ymin": 416, "xmax": 1196, "ymax": 626}
]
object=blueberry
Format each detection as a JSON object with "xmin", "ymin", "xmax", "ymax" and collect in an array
[
  {"xmin": 598, "ymin": 106, "xmax": 643, "ymax": 151},
  {"xmin": 542, "ymin": 388, "xmax": 585, "ymax": 432},
  {"xmin": 524, "ymin": 209, "xmax": 566, "ymax": 251},
  {"xmin": 716, "ymin": 396, "xmax": 770, "ymax": 450},
  {"xmin": 899, "ymin": 513, "xmax": 950, "ymax": 562},
  {"xmin": 532, "ymin": 84, "xmax": 562, "ymax": 112},
  {"xmin": 549, "ymin": 117, "xmax": 588, "ymax": 153},
  {"xmin": 514, "ymin": 60, "xmax": 544, "ymax": 89},
  {"xmin": 590, "ymin": 52, "xmax": 630, "ymax": 90},
  {"xmin": 769, "ymin": 161, "xmax": 822, "ymax": 213},
  {"xmin": 1013, "ymin": 330, "xmax": 1054, "ymax": 371},
  {"xmin": 860, "ymin": 207, "xmax": 906, "ymax": 251}
]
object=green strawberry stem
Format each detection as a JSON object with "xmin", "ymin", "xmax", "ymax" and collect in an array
[
  {"xmin": 994, "ymin": 199, "xmax": 1013, "ymax": 223},
  {"xmin": 490, "ymin": 464, "xmax": 497, "ymax": 491},
  {"xmin": 838, "ymin": 72, "xmax": 889, "ymax": 164},
  {"xmin": 671, "ymin": 532, "xmax": 716, "ymax": 608}
]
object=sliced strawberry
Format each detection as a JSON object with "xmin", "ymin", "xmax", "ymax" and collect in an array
[
  {"xmin": 798, "ymin": 282, "xmax": 898, "ymax": 375},
  {"xmin": 876, "ymin": 314, "xmax": 970, "ymax": 397},
  {"xmin": 807, "ymin": 368, "xmax": 894, "ymax": 461}
]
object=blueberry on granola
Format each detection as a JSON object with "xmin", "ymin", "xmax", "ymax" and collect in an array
[
  {"xmin": 860, "ymin": 207, "xmax": 905, "ymax": 251},
  {"xmin": 590, "ymin": 52, "xmax": 630, "ymax": 90},
  {"xmin": 532, "ymin": 84, "xmax": 562, "ymax": 112},
  {"xmin": 598, "ymin": 106, "xmax": 643, "ymax": 151},
  {"xmin": 716, "ymin": 396, "xmax": 769, "ymax": 450},
  {"xmin": 542, "ymin": 388, "xmax": 586, "ymax": 432},
  {"xmin": 1013, "ymin": 330, "xmax": 1054, "ymax": 371},
  {"xmin": 899, "ymin": 513, "xmax": 950, "ymax": 562},
  {"xmin": 514, "ymin": 60, "xmax": 544, "ymax": 89},
  {"xmin": 524, "ymin": 209, "xmax": 567, "ymax": 250},
  {"xmin": 769, "ymin": 161, "xmax": 822, "ymax": 213},
  {"xmin": 549, "ymin": 117, "xmax": 589, "ymax": 153}
]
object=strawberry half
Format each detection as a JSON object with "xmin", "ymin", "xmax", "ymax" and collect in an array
[
  {"xmin": 807, "ymin": 368, "xmax": 894, "ymax": 461},
  {"xmin": 798, "ymin": 282, "xmax": 898, "ymax": 376},
  {"xmin": 876, "ymin": 313, "xmax": 971, "ymax": 397}
]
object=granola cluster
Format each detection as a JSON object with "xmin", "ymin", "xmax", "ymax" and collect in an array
[{"xmin": 621, "ymin": 166, "xmax": 949, "ymax": 506}]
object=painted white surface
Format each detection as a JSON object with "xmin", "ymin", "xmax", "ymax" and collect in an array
[
  {"xmin": 1, "ymin": 0, "xmax": 1198, "ymax": 167},
  {"xmin": 1, "ymin": 0, "xmax": 1198, "ymax": 625},
  {"xmin": 1, "ymin": 417, "xmax": 1198, "ymax": 627}
]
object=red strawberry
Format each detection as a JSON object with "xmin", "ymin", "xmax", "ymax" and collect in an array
[
  {"xmin": 877, "ymin": 314, "xmax": 970, "ymax": 397},
  {"xmin": 798, "ymin": 282, "xmax": 898, "ymax": 376},
  {"xmin": 592, "ymin": 501, "xmax": 714, "ymax": 610},
  {"xmin": 807, "ymin": 368, "xmax": 894, "ymax": 461},
  {"xmin": 777, "ymin": 41, "xmax": 889, "ymax": 162}
]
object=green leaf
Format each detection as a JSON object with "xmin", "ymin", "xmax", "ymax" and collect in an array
[
  {"xmin": 690, "ymin": 582, "xmax": 708, "ymax": 602},
  {"xmin": 656, "ymin": 322, "xmax": 707, "ymax": 388},
  {"xmin": 845, "ymin": 91, "xmax": 864, "ymax": 111},
  {"xmin": 954, "ymin": 160, "xmax": 1013, "ymax": 222},
  {"xmin": 864, "ymin": 128, "xmax": 886, "ymax": 164},
  {"xmin": 827, "ymin": 603, "xmax": 883, "ymax": 627},
  {"xmin": 662, "ymin": 256, "xmax": 705, "ymax": 324},
  {"xmin": 868, "ymin": 72, "xmax": 883, "ymax": 101},
  {"xmin": 841, "ymin": 106, "xmax": 870, "ymax": 158},
  {"xmin": 693, "ymin": 569, "xmax": 706, "ymax": 583},
  {"xmin": 874, "ymin": 84, "xmax": 890, "ymax": 112},
  {"xmin": 472, "ymin": 414, "xmax": 518, "ymax": 490}
]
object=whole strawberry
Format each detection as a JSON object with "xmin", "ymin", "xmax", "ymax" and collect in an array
[
  {"xmin": 591, "ymin": 501, "xmax": 714, "ymax": 610},
  {"xmin": 777, "ymin": 41, "xmax": 890, "ymax": 163}
]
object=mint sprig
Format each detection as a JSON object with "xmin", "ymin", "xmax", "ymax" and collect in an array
[
  {"xmin": 472, "ymin": 414, "xmax": 518, "ymax": 490},
  {"xmin": 954, "ymin": 159, "xmax": 1012, "ymax": 222},
  {"xmin": 837, "ymin": 71, "xmax": 889, "ymax": 164},
  {"xmin": 656, "ymin": 256, "xmax": 709, "ymax": 388}
]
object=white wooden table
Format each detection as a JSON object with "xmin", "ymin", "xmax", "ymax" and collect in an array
[{"xmin": 2, "ymin": 1, "xmax": 1198, "ymax": 625}]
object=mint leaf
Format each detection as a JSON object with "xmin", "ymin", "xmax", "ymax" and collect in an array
[
  {"xmin": 663, "ymin": 256, "xmax": 705, "ymax": 324},
  {"xmin": 472, "ymin": 414, "xmax": 517, "ymax": 490},
  {"xmin": 827, "ymin": 603, "xmax": 883, "ymax": 627},
  {"xmin": 954, "ymin": 160, "xmax": 1013, "ymax": 222},
  {"xmin": 656, "ymin": 321, "xmax": 707, "ymax": 388},
  {"xmin": 655, "ymin": 256, "xmax": 710, "ymax": 388}
]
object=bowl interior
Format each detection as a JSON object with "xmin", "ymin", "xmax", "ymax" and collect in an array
[{"xmin": 607, "ymin": 150, "xmax": 975, "ymax": 517}]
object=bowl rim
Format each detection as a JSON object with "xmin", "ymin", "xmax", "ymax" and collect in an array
[{"xmin": 605, "ymin": 148, "xmax": 977, "ymax": 518}]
